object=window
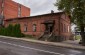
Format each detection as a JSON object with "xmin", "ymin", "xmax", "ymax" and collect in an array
[
  {"xmin": 1, "ymin": 0, "xmax": 4, "ymax": 16},
  {"xmin": 64, "ymin": 24, "xmax": 66, "ymax": 32},
  {"xmin": 2, "ymin": 1, "xmax": 4, "ymax": 8},
  {"xmin": 18, "ymin": 5, "xmax": 21, "ymax": 17},
  {"xmin": 61, "ymin": 23, "xmax": 63, "ymax": 32},
  {"xmin": 68, "ymin": 26, "xmax": 70, "ymax": 32},
  {"xmin": 24, "ymin": 24, "xmax": 28, "ymax": 32},
  {"xmin": 1, "ymin": 11, "xmax": 3, "ymax": 16},
  {"xmin": 66, "ymin": 25, "xmax": 68, "ymax": 32},
  {"xmin": 33, "ymin": 24, "xmax": 36, "ymax": 32}
]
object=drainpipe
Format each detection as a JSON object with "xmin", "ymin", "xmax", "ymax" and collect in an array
[
  {"xmin": 58, "ymin": 15, "xmax": 61, "ymax": 41},
  {"xmin": 58, "ymin": 15, "xmax": 61, "ymax": 36}
]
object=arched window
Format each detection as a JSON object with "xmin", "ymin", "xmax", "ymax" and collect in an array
[
  {"xmin": 61, "ymin": 23, "xmax": 63, "ymax": 32},
  {"xmin": 68, "ymin": 26, "xmax": 70, "ymax": 32},
  {"xmin": 24, "ymin": 24, "xmax": 28, "ymax": 32},
  {"xmin": 33, "ymin": 24, "xmax": 36, "ymax": 32},
  {"xmin": 64, "ymin": 24, "xmax": 66, "ymax": 32}
]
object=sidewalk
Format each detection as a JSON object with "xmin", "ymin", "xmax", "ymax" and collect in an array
[
  {"xmin": 0, "ymin": 35, "xmax": 85, "ymax": 50},
  {"xmin": 62, "ymin": 40, "xmax": 81, "ymax": 46}
]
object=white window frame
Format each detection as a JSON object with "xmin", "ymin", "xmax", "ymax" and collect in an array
[
  {"xmin": 33, "ymin": 24, "xmax": 36, "ymax": 32},
  {"xmin": 24, "ymin": 24, "xmax": 28, "ymax": 32}
]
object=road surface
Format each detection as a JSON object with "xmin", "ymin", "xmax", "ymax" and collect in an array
[{"xmin": 0, "ymin": 37, "xmax": 85, "ymax": 55}]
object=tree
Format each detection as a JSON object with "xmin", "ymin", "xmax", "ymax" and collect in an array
[{"xmin": 55, "ymin": 0, "xmax": 85, "ymax": 45}]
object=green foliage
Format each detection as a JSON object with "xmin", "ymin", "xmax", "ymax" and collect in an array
[
  {"xmin": 55, "ymin": 0, "xmax": 85, "ymax": 45},
  {"xmin": 75, "ymin": 35, "xmax": 81, "ymax": 40},
  {"xmin": 6, "ymin": 24, "xmax": 14, "ymax": 36},
  {"xmin": 13, "ymin": 24, "xmax": 25, "ymax": 37},
  {"xmin": 0, "ymin": 24, "xmax": 25, "ymax": 38},
  {"xmin": 55, "ymin": 0, "xmax": 85, "ymax": 26}
]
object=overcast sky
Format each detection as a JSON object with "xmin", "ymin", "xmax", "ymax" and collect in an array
[
  {"xmin": 12, "ymin": 0, "xmax": 75, "ymax": 30},
  {"xmin": 13, "ymin": 0, "xmax": 58, "ymax": 16}
]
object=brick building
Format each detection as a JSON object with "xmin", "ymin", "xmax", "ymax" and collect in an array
[
  {"xmin": 0, "ymin": 0, "xmax": 71, "ymax": 41},
  {"xmin": 4, "ymin": 12, "xmax": 71, "ymax": 41},
  {"xmin": 0, "ymin": 0, "xmax": 30, "ymax": 25}
]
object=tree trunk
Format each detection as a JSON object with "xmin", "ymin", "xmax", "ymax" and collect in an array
[{"xmin": 80, "ymin": 25, "xmax": 85, "ymax": 46}]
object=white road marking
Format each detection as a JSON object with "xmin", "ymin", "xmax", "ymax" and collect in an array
[{"xmin": 0, "ymin": 41, "xmax": 65, "ymax": 55}]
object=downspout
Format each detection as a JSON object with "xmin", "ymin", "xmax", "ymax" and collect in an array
[
  {"xmin": 58, "ymin": 15, "xmax": 61, "ymax": 37},
  {"xmin": 58, "ymin": 14, "xmax": 61, "ymax": 42}
]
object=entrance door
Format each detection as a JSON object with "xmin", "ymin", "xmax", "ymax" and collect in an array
[
  {"xmin": 41, "ymin": 20, "xmax": 55, "ymax": 34},
  {"xmin": 45, "ymin": 24, "xmax": 53, "ymax": 33}
]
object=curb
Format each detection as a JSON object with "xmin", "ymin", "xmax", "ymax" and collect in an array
[{"xmin": 0, "ymin": 35, "xmax": 85, "ymax": 50}]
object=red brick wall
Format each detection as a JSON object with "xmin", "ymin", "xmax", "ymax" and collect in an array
[
  {"xmin": 3, "ymin": 0, "xmax": 30, "ymax": 20},
  {"xmin": 60, "ymin": 14, "xmax": 71, "ymax": 40},
  {"xmin": 4, "ymin": 13, "xmax": 71, "ymax": 40},
  {"xmin": 17, "ymin": 17, "xmax": 46, "ymax": 37},
  {"xmin": 21, "ymin": 5, "xmax": 30, "ymax": 17},
  {"xmin": 4, "ymin": 0, "xmax": 18, "ymax": 19}
]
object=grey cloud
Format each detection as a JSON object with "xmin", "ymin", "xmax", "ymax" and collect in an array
[{"xmin": 13, "ymin": 0, "xmax": 58, "ymax": 16}]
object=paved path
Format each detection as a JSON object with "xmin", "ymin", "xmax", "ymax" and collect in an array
[{"xmin": 0, "ymin": 37, "xmax": 85, "ymax": 55}]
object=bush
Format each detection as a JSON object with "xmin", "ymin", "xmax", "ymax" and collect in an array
[
  {"xmin": 13, "ymin": 24, "xmax": 21, "ymax": 37},
  {"xmin": 0, "ymin": 24, "xmax": 25, "ymax": 38},
  {"xmin": 6, "ymin": 24, "xmax": 14, "ymax": 36}
]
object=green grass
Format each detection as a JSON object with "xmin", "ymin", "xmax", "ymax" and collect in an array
[
  {"xmin": 75, "ymin": 35, "xmax": 81, "ymax": 40},
  {"xmin": 23, "ymin": 35, "xmax": 36, "ymax": 39}
]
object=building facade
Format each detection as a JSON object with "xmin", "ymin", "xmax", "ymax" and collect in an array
[
  {"xmin": 4, "ymin": 12, "xmax": 71, "ymax": 41},
  {"xmin": 0, "ymin": 0, "xmax": 30, "ymax": 20}
]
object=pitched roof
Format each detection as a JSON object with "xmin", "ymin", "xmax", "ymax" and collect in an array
[{"xmin": 4, "ymin": 12, "xmax": 64, "ymax": 21}]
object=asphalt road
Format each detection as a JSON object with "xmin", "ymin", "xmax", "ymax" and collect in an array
[{"xmin": 0, "ymin": 37, "xmax": 85, "ymax": 55}]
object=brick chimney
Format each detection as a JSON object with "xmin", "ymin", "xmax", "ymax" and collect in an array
[{"xmin": 51, "ymin": 10, "xmax": 54, "ymax": 13}]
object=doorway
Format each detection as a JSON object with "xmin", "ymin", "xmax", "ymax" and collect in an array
[
  {"xmin": 41, "ymin": 20, "xmax": 55, "ymax": 34},
  {"xmin": 45, "ymin": 24, "xmax": 53, "ymax": 33}
]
